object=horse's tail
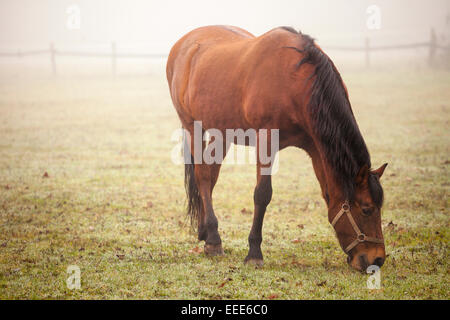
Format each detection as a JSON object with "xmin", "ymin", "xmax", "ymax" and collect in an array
[{"xmin": 183, "ymin": 130, "xmax": 202, "ymax": 229}]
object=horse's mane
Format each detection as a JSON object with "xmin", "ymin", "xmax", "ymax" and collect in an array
[{"xmin": 280, "ymin": 27, "xmax": 383, "ymax": 206}]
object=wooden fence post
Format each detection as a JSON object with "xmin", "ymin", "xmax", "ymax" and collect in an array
[
  {"xmin": 365, "ymin": 37, "xmax": 370, "ymax": 68},
  {"xmin": 428, "ymin": 28, "xmax": 437, "ymax": 67},
  {"xmin": 50, "ymin": 43, "xmax": 56, "ymax": 75},
  {"xmin": 111, "ymin": 41, "xmax": 116, "ymax": 77}
]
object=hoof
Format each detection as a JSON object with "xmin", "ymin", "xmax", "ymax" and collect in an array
[
  {"xmin": 244, "ymin": 257, "xmax": 264, "ymax": 267},
  {"xmin": 204, "ymin": 243, "xmax": 224, "ymax": 256}
]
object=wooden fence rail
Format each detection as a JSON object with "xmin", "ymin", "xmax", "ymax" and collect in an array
[{"xmin": 1, "ymin": 30, "xmax": 448, "ymax": 75}]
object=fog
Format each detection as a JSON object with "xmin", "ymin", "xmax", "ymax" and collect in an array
[
  {"xmin": 0, "ymin": 0, "xmax": 449, "ymax": 50},
  {"xmin": 0, "ymin": 0, "xmax": 448, "ymax": 74}
]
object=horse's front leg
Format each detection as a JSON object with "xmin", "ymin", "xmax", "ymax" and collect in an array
[{"xmin": 245, "ymin": 162, "xmax": 273, "ymax": 266}]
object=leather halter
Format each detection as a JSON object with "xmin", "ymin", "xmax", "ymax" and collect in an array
[{"xmin": 331, "ymin": 200, "xmax": 384, "ymax": 253}]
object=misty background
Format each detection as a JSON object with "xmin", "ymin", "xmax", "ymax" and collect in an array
[{"xmin": 0, "ymin": 0, "xmax": 449, "ymax": 74}]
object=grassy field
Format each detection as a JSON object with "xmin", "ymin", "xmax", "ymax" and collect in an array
[{"xmin": 0, "ymin": 64, "xmax": 448, "ymax": 299}]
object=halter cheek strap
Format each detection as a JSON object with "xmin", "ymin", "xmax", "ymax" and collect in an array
[{"xmin": 331, "ymin": 200, "xmax": 384, "ymax": 253}]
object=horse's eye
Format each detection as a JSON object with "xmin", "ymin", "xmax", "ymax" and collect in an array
[{"xmin": 362, "ymin": 207, "xmax": 374, "ymax": 216}]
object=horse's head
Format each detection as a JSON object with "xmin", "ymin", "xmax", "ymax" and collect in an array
[{"xmin": 330, "ymin": 163, "xmax": 388, "ymax": 272}]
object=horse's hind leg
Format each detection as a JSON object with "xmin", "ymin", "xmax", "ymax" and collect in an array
[
  {"xmin": 184, "ymin": 124, "xmax": 226, "ymax": 254},
  {"xmin": 195, "ymin": 162, "xmax": 224, "ymax": 255},
  {"xmin": 197, "ymin": 206, "xmax": 208, "ymax": 241},
  {"xmin": 197, "ymin": 162, "xmax": 222, "ymax": 242}
]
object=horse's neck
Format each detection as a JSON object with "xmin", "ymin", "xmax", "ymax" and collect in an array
[{"xmin": 304, "ymin": 139, "xmax": 347, "ymax": 210}]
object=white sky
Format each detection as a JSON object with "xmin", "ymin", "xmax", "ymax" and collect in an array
[{"xmin": 0, "ymin": 0, "xmax": 449, "ymax": 52}]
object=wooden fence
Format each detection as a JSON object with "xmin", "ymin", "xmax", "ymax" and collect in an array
[
  {"xmin": 327, "ymin": 29, "xmax": 448, "ymax": 68},
  {"xmin": 1, "ymin": 29, "xmax": 448, "ymax": 75},
  {"xmin": 0, "ymin": 41, "xmax": 166, "ymax": 76}
]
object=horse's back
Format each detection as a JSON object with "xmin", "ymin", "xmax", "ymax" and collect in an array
[
  {"xmin": 166, "ymin": 26, "xmax": 256, "ymax": 128},
  {"xmin": 167, "ymin": 26, "xmax": 307, "ymax": 131},
  {"xmin": 166, "ymin": 25, "xmax": 253, "ymax": 89}
]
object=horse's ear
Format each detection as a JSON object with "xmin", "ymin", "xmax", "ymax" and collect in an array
[
  {"xmin": 356, "ymin": 164, "xmax": 369, "ymax": 185},
  {"xmin": 372, "ymin": 163, "xmax": 388, "ymax": 179}
]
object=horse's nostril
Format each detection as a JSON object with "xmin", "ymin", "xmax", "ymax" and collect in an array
[{"xmin": 373, "ymin": 257, "xmax": 385, "ymax": 267}]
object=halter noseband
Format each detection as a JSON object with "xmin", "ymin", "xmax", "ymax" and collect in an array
[{"xmin": 331, "ymin": 200, "xmax": 384, "ymax": 253}]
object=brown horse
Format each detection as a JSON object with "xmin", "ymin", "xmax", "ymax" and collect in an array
[{"xmin": 166, "ymin": 25, "xmax": 388, "ymax": 271}]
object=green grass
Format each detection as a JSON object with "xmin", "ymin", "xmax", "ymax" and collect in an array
[{"xmin": 0, "ymin": 65, "xmax": 448, "ymax": 299}]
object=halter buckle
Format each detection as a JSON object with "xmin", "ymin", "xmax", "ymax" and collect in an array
[
  {"xmin": 357, "ymin": 233, "xmax": 366, "ymax": 242},
  {"xmin": 341, "ymin": 202, "xmax": 350, "ymax": 211}
]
